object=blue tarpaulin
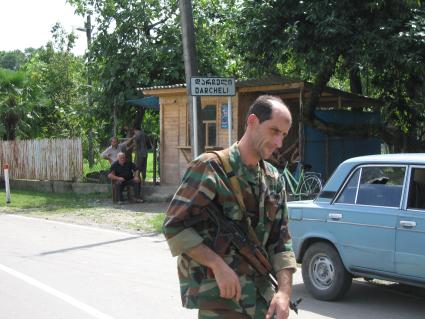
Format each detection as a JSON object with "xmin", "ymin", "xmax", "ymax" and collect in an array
[
  {"xmin": 304, "ymin": 110, "xmax": 382, "ymax": 180},
  {"xmin": 125, "ymin": 96, "xmax": 159, "ymax": 110}
]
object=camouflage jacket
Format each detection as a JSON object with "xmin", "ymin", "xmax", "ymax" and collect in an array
[{"xmin": 163, "ymin": 143, "xmax": 297, "ymax": 314}]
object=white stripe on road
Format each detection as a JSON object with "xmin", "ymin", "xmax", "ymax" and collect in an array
[{"xmin": 0, "ymin": 263, "xmax": 116, "ymax": 319}]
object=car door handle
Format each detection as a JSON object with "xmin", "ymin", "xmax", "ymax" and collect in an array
[
  {"xmin": 329, "ymin": 213, "xmax": 342, "ymax": 220},
  {"xmin": 400, "ymin": 220, "xmax": 417, "ymax": 228}
]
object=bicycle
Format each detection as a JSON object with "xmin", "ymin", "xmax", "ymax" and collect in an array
[{"xmin": 279, "ymin": 162, "xmax": 323, "ymax": 200}]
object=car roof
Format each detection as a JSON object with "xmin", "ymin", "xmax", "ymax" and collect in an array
[{"xmin": 344, "ymin": 153, "xmax": 425, "ymax": 165}]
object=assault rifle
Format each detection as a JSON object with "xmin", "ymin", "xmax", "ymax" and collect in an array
[{"xmin": 200, "ymin": 202, "xmax": 302, "ymax": 314}]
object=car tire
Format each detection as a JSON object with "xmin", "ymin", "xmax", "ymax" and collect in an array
[{"xmin": 302, "ymin": 242, "xmax": 352, "ymax": 300}]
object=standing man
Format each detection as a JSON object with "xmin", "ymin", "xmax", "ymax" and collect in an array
[
  {"xmin": 101, "ymin": 136, "xmax": 134, "ymax": 164},
  {"xmin": 163, "ymin": 95, "xmax": 297, "ymax": 319},
  {"xmin": 133, "ymin": 127, "xmax": 148, "ymax": 184},
  {"xmin": 108, "ymin": 152, "xmax": 143, "ymax": 203}
]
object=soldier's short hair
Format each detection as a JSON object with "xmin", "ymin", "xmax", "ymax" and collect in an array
[{"xmin": 247, "ymin": 95, "xmax": 287, "ymax": 123}]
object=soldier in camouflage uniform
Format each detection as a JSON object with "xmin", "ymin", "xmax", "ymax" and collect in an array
[{"xmin": 163, "ymin": 95, "xmax": 297, "ymax": 319}]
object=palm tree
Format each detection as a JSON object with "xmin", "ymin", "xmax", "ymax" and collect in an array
[{"xmin": 0, "ymin": 68, "xmax": 26, "ymax": 140}]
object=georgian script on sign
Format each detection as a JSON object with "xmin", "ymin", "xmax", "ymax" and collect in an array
[{"xmin": 190, "ymin": 77, "xmax": 236, "ymax": 96}]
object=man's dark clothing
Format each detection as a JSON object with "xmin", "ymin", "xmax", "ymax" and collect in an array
[
  {"xmin": 134, "ymin": 130, "xmax": 148, "ymax": 180},
  {"xmin": 109, "ymin": 160, "xmax": 140, "ymax": 201},
  {"xmin": 109, "ymin": 161, "xmax": 137, "ymax": 181}
]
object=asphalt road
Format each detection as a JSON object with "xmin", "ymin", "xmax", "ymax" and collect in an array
[{"xmin": 1, "ymin": 213, "xmax": 425, "ymax": 319}]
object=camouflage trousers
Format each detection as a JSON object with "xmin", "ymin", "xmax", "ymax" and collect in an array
[{"xmin": 198, "ymin": 295, "xmax": 268, "ymax": 319}]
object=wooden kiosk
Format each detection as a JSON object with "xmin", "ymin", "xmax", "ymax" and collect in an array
[{"xmin": 142, "ymin": 76, "xmax": 381, "ymax": 185}]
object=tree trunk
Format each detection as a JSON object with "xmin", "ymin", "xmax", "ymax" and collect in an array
[
  {"xmin": 349, "ymin": 66, "xmax": 363, "ymax": 95},
  {"xmin": 304, "ymin": 56, "xmax": 339, "ymax": 123},
  {"xmin": 113, "ymin": 101, "xmax": 118, "ymax": 136},
  {"xmin": 4, "ymin": 113, "xmax": 18, "ymax": 140},
  {"xmin": 85, "ymin": 14, "xmax": 94, "ymax": 168},
  {"xmin": 303, "ymin": 56, "xmax": 386, "ymax": 139},
  {"xmin": 133, "ymin": 107, "xmax": 145, "ymax": 129}
]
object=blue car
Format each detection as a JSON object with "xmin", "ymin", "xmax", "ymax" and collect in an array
[{"xmin": 288, "ymin": 154, "xmax": 425, "ymax": 300}]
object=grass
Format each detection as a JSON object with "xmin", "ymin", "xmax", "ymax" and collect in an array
[
  {"xmin": 0, "ymin": 189, "xmax": 167, "ymax": 234},
  {"xmin": 83, "ymin": 151, "xmax": 159, "ymax": 182},
  {"xmin": 0, "ymin": 189, "xmax": 109, "ymax": 211},
  {"xmin": 83, "ymin": 158, "xmax": 110, "ymax": 175},
  {"xmin": 147, "ymin": 213, "xmax": 166, "ymax": 233}
]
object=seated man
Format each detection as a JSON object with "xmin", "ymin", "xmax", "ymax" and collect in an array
[{"xmin": 108, "ymin": 152, "xmax": 143, "ymax": 203}]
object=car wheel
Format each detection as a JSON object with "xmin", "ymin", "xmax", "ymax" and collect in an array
[{"xmin": 302, "ymin": 242, "xmax": 352, "ymax": 300}]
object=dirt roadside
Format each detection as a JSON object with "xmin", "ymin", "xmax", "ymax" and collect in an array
[{"xmin": 0, "ymin": 201, "xmax": 170, "ymax": 235}]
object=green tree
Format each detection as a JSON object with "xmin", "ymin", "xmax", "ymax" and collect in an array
[
  {"xmin": 0, "ymin": 50, "xmax": 27, "ymax": 70},
  {"xmin": 68, "ymin": 0, "xmax": 180, "ymax": 142},
  {"xmin": 232, "ymin": 0, "xmax": 425, "ymax": 151},
  {"xmin": 21, "ymin": 24, "xmax": 87, "ymax": 140},
  {"xmin": 0, "ymin": 68, "xmax": 27, "ymax": 140},
  {"xmin": 68, "ymin": 0, "xmax": 239, "ymax": 148}
]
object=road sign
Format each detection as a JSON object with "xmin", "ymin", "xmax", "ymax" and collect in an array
[{"xmin": 190, "ymin": 77, "xmax": 235, "ymax": 96}]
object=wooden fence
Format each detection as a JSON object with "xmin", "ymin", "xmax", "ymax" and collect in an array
[{"xmin": 0, "ymin": 139, "xmax": 83, "ymax": 181}]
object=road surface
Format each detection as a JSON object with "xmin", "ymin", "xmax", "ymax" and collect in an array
[{"xmin": 1, "ymin": 213, "xmax": 424, "ymax": 318}]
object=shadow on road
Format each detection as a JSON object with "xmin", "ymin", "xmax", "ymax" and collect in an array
[{"xmin": 36, "ymin": 235, "xmax": 142, "ymax": 256}]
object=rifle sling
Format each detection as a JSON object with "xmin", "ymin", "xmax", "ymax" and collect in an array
[{"xmin": 210, "ymin": 149, "xmax": 262, "ymax": 247}]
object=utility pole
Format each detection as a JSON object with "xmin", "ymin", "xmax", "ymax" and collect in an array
[
  {"xmin": 78, "ymin": 14, "xmax": 94, "ymax": 167},
  {"xmin": 179, "ymin": 0, "xmax": 204, "ymax": 157}
]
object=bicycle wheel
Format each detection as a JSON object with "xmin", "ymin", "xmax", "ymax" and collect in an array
[{"xmin": 299, "ymin": 175, "xmax": 322, "ymax": 200}]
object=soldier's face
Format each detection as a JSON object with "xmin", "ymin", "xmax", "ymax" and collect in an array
[
  {"xmin": 111, "ymin": 138, "xmax": 118, "ymax": 147},
  {"xmin": 251, "ymin": 105, "xmax": 291, "ymax": 160}
]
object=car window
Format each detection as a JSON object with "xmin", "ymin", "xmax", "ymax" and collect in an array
[
  {"xmin": 335, "ymin": 169, "xmax": 360, "ymax": 204},
  {"xmin": 336, "ymin": 166, "xmax": 405, "ymax": 207},
  {"xmin": 407, "ymin": 167, "xmax": 425, "ymax": 210}
]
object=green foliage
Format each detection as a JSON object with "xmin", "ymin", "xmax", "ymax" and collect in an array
[
  {"xmin": 366, "ymin": 6, "xmax": 425, "ymax": 141},
  {"xmin": 2, "ymin": 0, "xmax": 423, "ymax": 155},
  {"xmin": 68, "ymin": 0, "xmax": 184, "ymax": 146},
  {"xmin": 67, "ymin": 0, "xmax": 239, "ymax": 147},
  {"xmin": 192, "ymin": 0, "xmax": 242, "ymax": 77},
  {"xmin": 20, "ymin": 24, "xmax": 87, "ymax": 140},
  {"xmin": 146, "ymin": 212, "xmax": 166, "ymax": 233},
  {"xmin": 0, "ymin": 68, "xmax": 25, "ymax": 86},
  {"xmin": 0, "ymin": 50, "xmax": 27, "ymax": 70},
  {"xmin": 231, "ymin": 0, "xmax": 425, "ymax": 150},
  {"xmin": 0, "ymin": 189, "xmax": 108, "ymax": 210},
  {"xmin": 0, "ymin": 68, "xmax": 27, "ymax": 139},
  {"xmin": 0, "ymin": 24, "xmax": 87, "ymax": 142}
]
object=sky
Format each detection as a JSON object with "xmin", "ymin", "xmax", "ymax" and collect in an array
[{"xmin": 0, "ymin": 0, "xmax": 87, "ymax": 56}]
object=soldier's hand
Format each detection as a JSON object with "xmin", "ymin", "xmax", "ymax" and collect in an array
[
  {"xmin": 212, "ymin": 260, "xmax": 241, "ymax": 301},
  {"xmin": 266, "ymin": 291, "xmax": 290, "ymax": 319},
  {"xmin": 184, "ymin": 244, "xmax": 241, "ymax": 302}
]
